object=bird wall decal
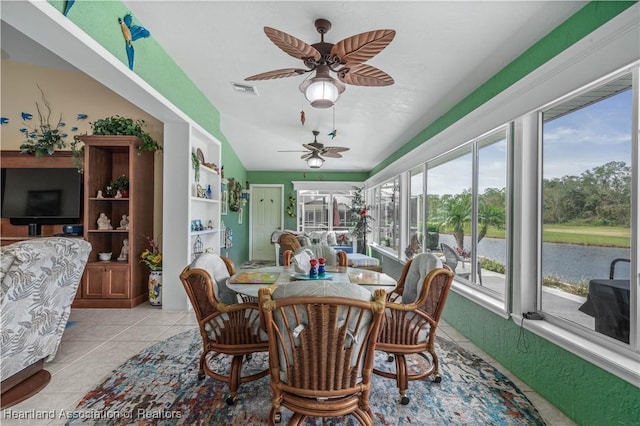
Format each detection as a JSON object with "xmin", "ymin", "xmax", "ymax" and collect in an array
[
  {"xmin": 118, "ymin": 13, "xmax": 150, "ymax": 71},
  {"xmin": 63, "ymin": 0, "xmax": 75, "ymax": 16}
]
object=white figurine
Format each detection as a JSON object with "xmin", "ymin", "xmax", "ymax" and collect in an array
[
  {"xmin": 117, "ymin": 214, "xmax": 129, "ymax": 230},
  {"xmin": 115, "ymin": 189, "xmax": 123, "ymax": 198},
  {"xmin": 117, "ymin": 238, "xmax": 129, "ymax": 261},
  {"xmin": 97, "ymin": 213, "xmax": 113, "ymax": 230},
  {"xmin": 96, "ymin": 190, "xmax": 104, "ymax": 198}
]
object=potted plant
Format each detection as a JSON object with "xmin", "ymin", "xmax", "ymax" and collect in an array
[
  {"xmin": 19, "ymin": 86, "xmax": 68, "ymax": 157},
  {"xmin": 113, "ymin": 174, "xmax": 130, "ymax": 198},
  {"xmin": 90, "ymin": 115, "xmax": 162, "ymax": 155},
  {"xmin": 349, "ymin": 186, "xmax": 374, "ymax": 254}
]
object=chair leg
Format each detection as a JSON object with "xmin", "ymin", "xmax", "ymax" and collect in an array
[
  {"xmin": 198, "ymin": 352, "xmax": 206, "ymax": 380},
  {"xmin": 288, "ymin": 413, "xmax": 306, "ymax": 425},
  {"xmin": 352, "ymin": 407, "xmax": 374, "ymax": 425},
  {"xmin": 395, "ymin": 354, "xmax": 410, "ymax": 405},
  {"xmin": 430, "ymin": 349, "xmax": 442, "ymax": 383},
  {"xmin": 226, "ymin": 355, "xmax": 244, "ymax": 405}
]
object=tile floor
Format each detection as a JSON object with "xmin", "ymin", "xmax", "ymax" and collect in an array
[{"xmin": 2, "ymin": 304, "xmax": 576, "ymax": 426}]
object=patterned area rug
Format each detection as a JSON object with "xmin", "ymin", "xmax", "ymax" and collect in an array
[{"xmin": 67, "ymin": 329, "xmax": 545, "ymax": 425}]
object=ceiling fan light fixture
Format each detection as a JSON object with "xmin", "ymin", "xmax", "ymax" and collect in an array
[
  {"xmin": 307, "ymin": 151, "xmax": 324, "ymax": 168},
  {"xmin": 299, "ymin": 66, "xmax": 345, "ymax": 109}
]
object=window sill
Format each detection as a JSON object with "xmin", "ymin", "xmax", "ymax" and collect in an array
[
  {"xmin": 513, "ymin": 314, "xmax": 640, "ymax": 386},
  {"xmin": 450, "ymin": 280, "xmax": 510, "ymax": 319}
]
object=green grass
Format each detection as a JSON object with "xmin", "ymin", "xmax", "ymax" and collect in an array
[
  {"xmin": 442, "ymin": 224, "xmax": 630, "ymax": 248},
  {"xmin": 542, "ymin": 225, "xmax": 630, "ymax": 247}
]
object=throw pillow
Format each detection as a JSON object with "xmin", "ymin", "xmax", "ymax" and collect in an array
[{"xmin": 401, "ymin": 253, "xmax": 442, "ymax": 303}]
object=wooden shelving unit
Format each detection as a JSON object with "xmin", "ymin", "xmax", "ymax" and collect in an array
[{"xmin": 72, "ymin": 135, "xmax": 154, "ymax": 308}]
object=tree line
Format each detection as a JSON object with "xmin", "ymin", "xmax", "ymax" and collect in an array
[{"xmin": 425, "ymin": 161, "xmax": 630, "ymax": 251}]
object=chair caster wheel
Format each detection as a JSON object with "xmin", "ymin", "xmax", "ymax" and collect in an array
[
  {"xmin": 386, "ymin": 354, "xmax": 394, "ymax": 362},
  {"xmin": 433, "ymin": 376, "xmax": 442, "ymax": 383},
  {"xmin": 226, "ymin": 396, "xmax": 236, "ymax": 405},
  {"xmin": 400, "ymin": 396, "xmax": 410, "ymax": 405},
  {"xmin": 197, "ymin": 372, "xmax": 205, "ymax": 380}
]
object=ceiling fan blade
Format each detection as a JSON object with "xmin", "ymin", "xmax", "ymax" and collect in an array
[
  {"xmin": 245, "ymin": 68, "xmax": 310, "ymax": 81},
  {"xmin": 303, "ymin": 143, "xmax": 324, "ymax": 151},
  {"xmin": 264, "ymin": 27, "xmax": 322, "ymax": 61},
  {"xmin": 322, "ymin": 152, "xmax": 343, "ymax": 158},
  {"xmin": 338, "ymin": 63, "xmax": 394, "ymax": 86},
  {"xmin": 323, "ymin": 146, "xmax": 350, "ymax": 153},
  {"xmin": 301, "ymin": 152, "xmax": 313, "ymax": 160},
  {"xmin": 331, "ymin": 29, "xmax": 395, "ymax": 65},
  {"xmin": 277, "ymin": 150, "xmax": 308, "ymax": 152}
]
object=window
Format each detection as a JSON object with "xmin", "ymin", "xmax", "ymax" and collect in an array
[
  {"xmin": 427, "ymin": 145, "xmax": 473, "ymax": 273},
  {"xmin": 426, "ymin": 126, "xmax": 509, "ymax": 303},
  {"xmin": 373, "ymin": 178, "xmax": 400, "ymax": 254},
  {"xmin": 408, "ymin": 166, "xmax": 426, "ymax": 258},
  {"xmin": 297, "ymin": 190, "xmax": 355, "ymax": 234},
  {"xmin": 540, "ymin": 74, "xmax": 633, "ymax": 344},
  {"xmin": 476, "ymin": 131, "xmax": 509, "ymax": 298}
]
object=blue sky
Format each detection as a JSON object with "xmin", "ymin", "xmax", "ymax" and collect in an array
[
  {"xmin": 415, "ymin": 88, "xmax": 632, "ymax": 196},
  {"xmin": 543, "ymin": 89, "xmax": 632, "ymax": 179}
]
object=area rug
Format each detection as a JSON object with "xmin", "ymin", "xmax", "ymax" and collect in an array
[{"xmin": 67, "ymin": 329, "xmax": 545, "ymax": 425}]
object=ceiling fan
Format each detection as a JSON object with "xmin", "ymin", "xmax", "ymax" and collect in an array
[
  {"xmin": 245, "ymin": 19, "xmax": 395, "ymax": 108},
  {"xmin": 279, "ymin": 130, "xmax": 350, "ymax": 168}
]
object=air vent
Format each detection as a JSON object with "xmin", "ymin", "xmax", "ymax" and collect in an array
[{"xmin": 230, "ymin": 82, "xmax": 259, "ymax": 96}]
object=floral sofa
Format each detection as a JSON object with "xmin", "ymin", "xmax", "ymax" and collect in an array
[{"xmin": 0, "ymin": 237, "xmax": 91, "ymax": 408}]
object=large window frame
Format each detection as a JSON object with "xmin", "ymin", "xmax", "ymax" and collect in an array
[
  {"xmin": 366, "ymin": 62, "xmax": 639, "ymax": 384},
  {"xmin": 533, "ymin": 69, "xmax": 637, "ymax": 350}
]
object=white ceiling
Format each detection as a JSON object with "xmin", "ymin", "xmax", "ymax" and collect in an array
[{"xmin": 4, "ymin": 1, "xmax": 588, "ymax": 173}]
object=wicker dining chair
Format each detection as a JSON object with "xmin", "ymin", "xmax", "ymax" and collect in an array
[
  {"xmin": 258, "ymin": 282, "xmax": 386, "ymax": 425},
  {"xmin": 282, "ymin": 248, "xmax": 348, "ymax": 267},
  {"xmin": 179, "ymin": 254, "xmax": 269, "ymax": 405},
  {"xmin": 373, "ymin": 252, "xmax": 454, "ymax": 405}
]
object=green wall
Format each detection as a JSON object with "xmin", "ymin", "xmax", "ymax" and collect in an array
[
  {"xmin": 246, "ymin": 171, "xmax": 369, "ymax": 231},
  {"xmin": 443, "ymin": 293, "xmax": 640, "ymax": 425},
  {"xmin": 51, "ymin": 0, "xmax": 251, "ymax": 265}
]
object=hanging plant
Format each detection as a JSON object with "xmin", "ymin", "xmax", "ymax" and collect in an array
[
  {"xmin": 228, "ymin": 178, "xmax": 242, "ymax": 212},
  {"xmin": 287, "ymin": 193, "xmax": 297, "ymax": 218}
]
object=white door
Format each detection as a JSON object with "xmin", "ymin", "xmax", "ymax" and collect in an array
[{"xmin": 250, "ymin": 185, "xmax": 283, "ymax": 261}]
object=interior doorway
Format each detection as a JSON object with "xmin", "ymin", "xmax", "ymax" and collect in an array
[{"xmin": 249, "ymin": 185, "xmax": 283, "ymax": 261}]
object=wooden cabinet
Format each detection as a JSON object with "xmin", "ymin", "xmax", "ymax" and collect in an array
[
  {"xmin": 72, "ymin": 136, "xmax": 154, "ymax": 308},
  {"xmin": 83, "ymin": 263, "xmax": 130, "ymax": 298}
]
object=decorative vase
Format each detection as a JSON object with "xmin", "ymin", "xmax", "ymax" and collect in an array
[{"xmin": 148, "ymin": 270, "xmax": 162, "ymax": 306}]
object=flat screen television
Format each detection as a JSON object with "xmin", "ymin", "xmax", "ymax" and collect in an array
[{"xmin": 1, "ymin": 167, "xmax": 83, "ymax": 235}]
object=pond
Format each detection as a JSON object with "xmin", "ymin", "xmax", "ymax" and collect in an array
[{"xmin": 438, "ymin": 235, "xmax": 631, "ymax": 284}]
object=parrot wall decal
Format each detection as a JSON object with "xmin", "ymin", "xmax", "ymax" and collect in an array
[
  {"xmin": 118, "ymin": 13, "xmax": 150, "ymax": 71},
  {"xmin": 63, "ymin": 0, "xmax": 75, "ymax": 16}
]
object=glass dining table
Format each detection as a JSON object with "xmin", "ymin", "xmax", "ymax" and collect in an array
[{"xmin": 227, "ymin": 265, "xmax": 397, "ymax": 298}]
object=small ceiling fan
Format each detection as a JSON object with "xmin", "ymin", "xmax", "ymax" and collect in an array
[
  {"xmin": 279, "ymin": 130, "xmax": 350, "ymax": 168},
  {"xmin": 246, "ymin": 19, "xmax": 395, "ymax": 108}
]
